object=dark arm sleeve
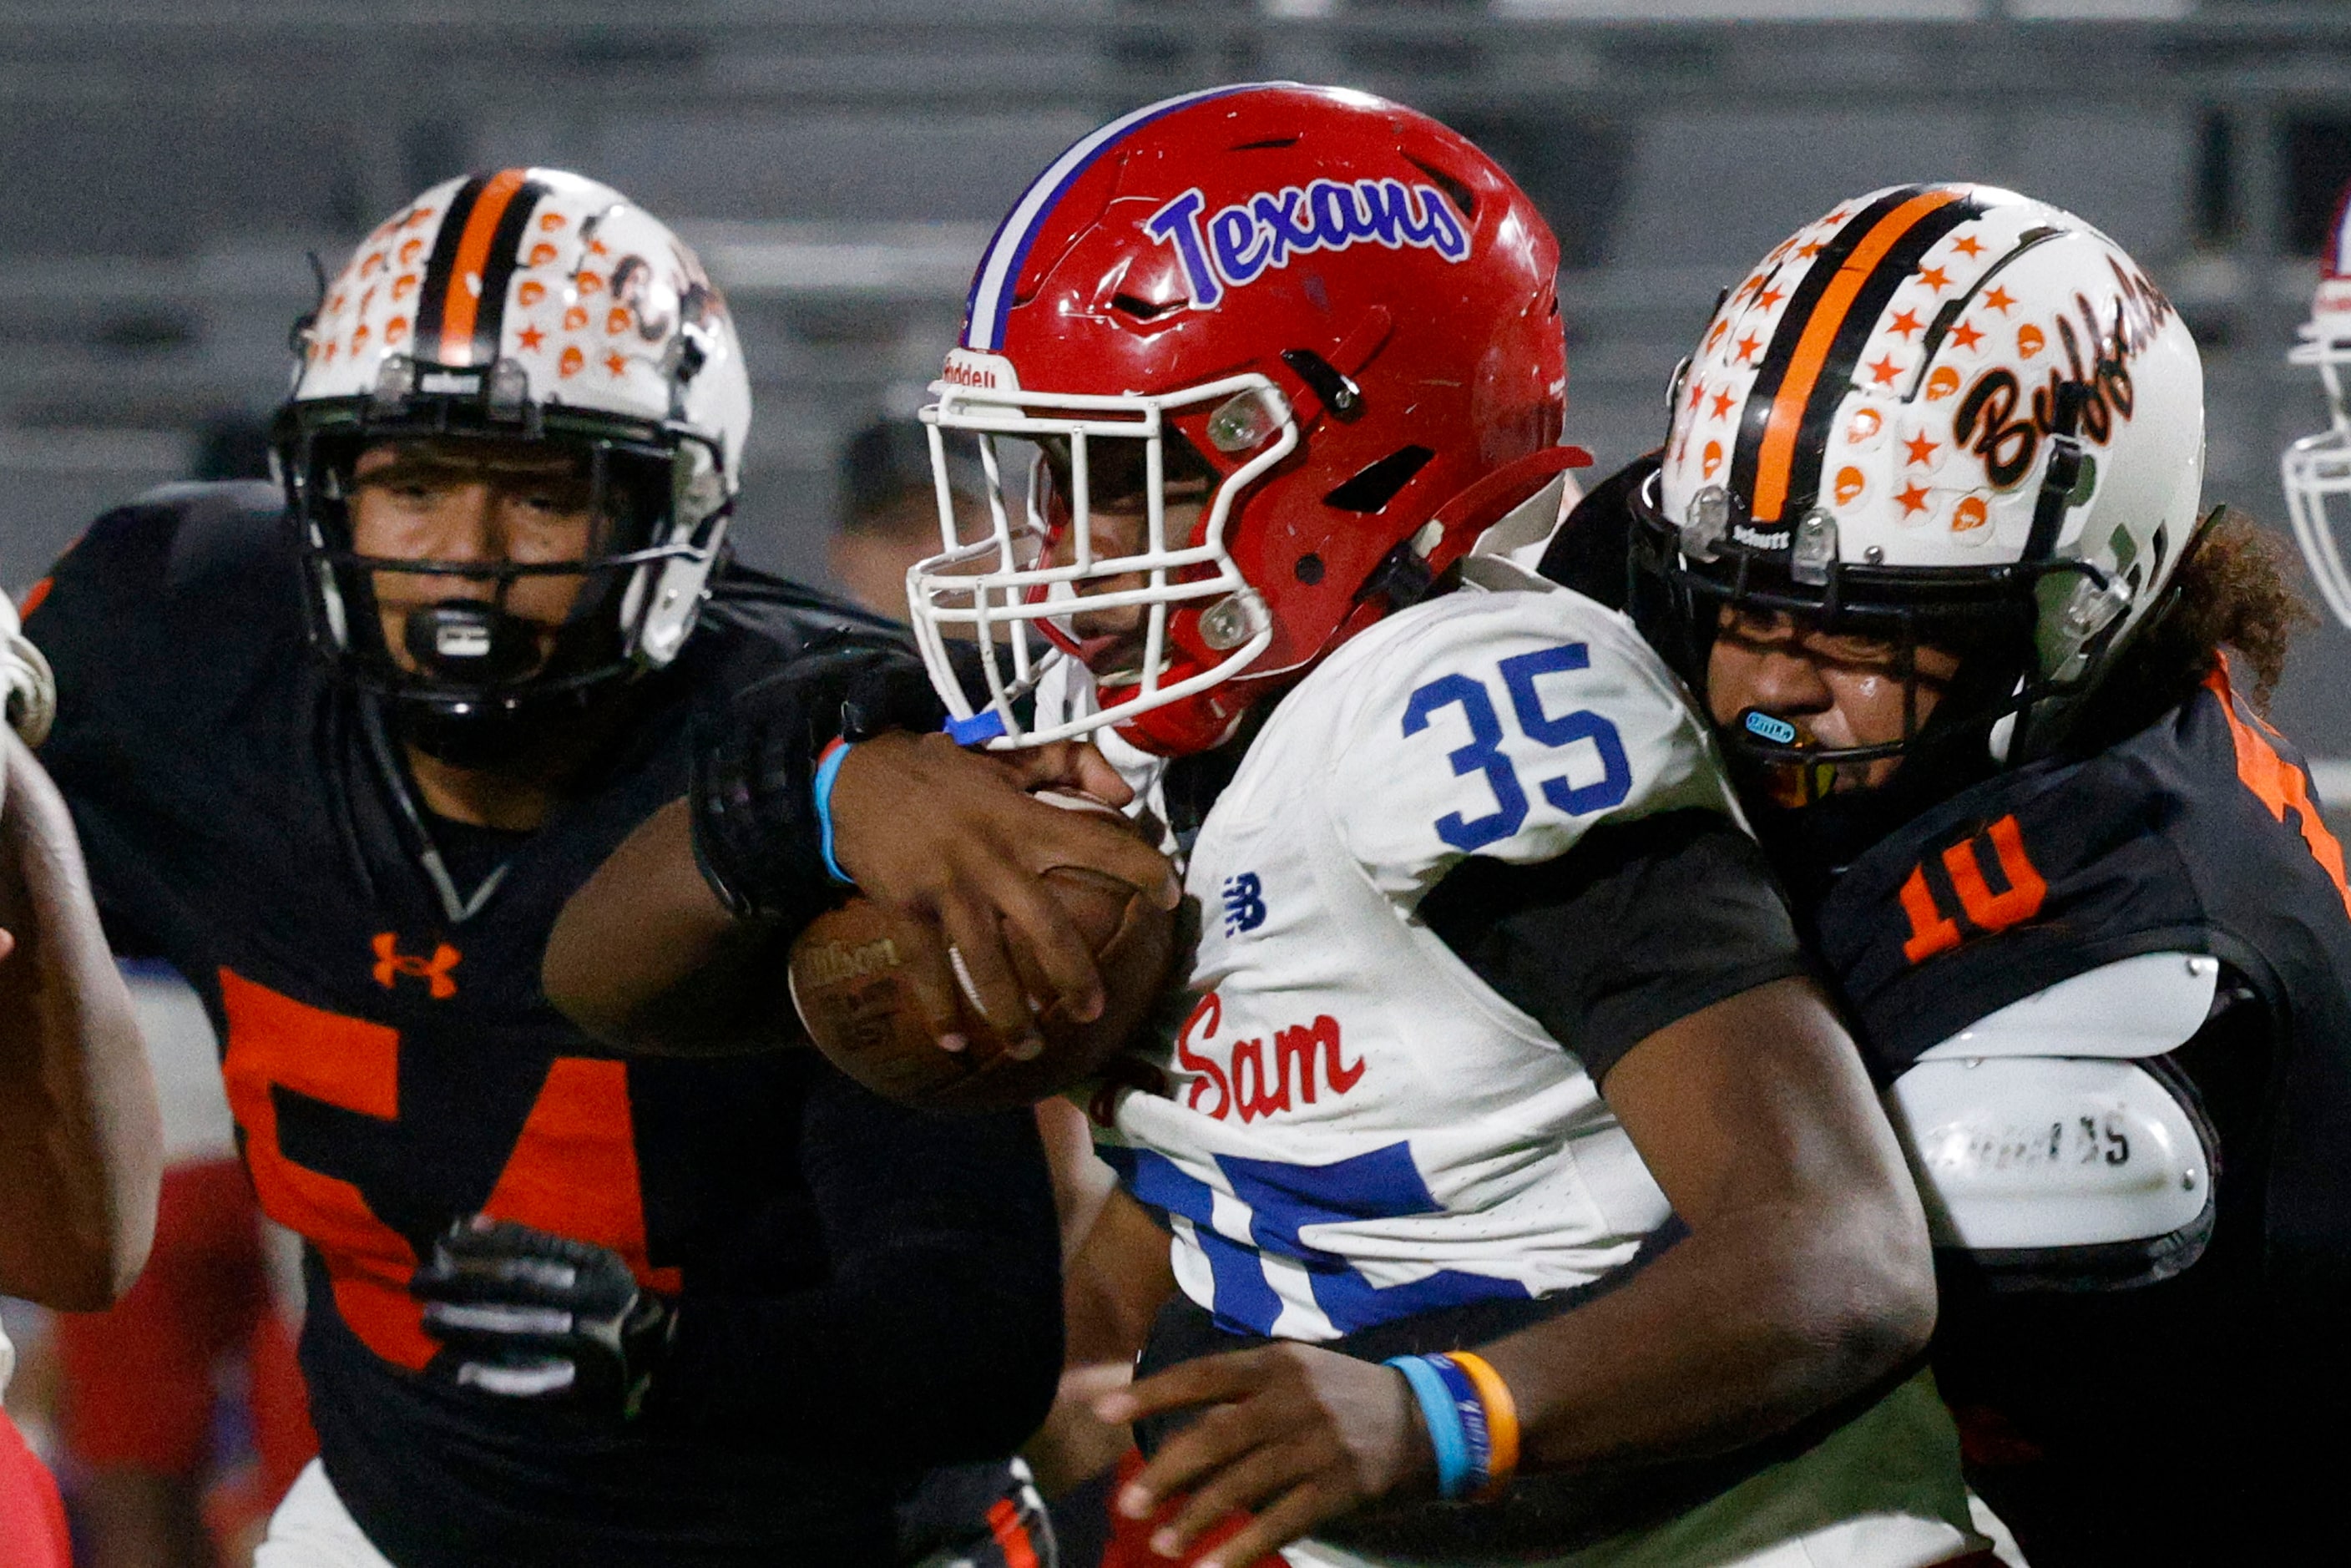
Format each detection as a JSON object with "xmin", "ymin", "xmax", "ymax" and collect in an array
[
  {"xmin": 653, "ymin": 1069, "xmax": 1064, "ymax": 1466},
  {"xmin": 1418, "ymin": 807, "xmax": 1807, "ymax": 1085}
]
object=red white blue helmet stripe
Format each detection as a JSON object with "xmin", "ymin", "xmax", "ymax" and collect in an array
[
  {"xmin": 2331, "ymin": 180, "xmax": 2351, "ymax": 281},
  {"xmin": 962, "ymin": 83, "xmax": 1272, "ymax": 352}
]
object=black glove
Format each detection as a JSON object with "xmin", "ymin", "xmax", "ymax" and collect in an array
[
  {"xmin": 687, "ymin": 635, "xmax": 946, "ymax": 927},
  {"xmin": 412, "ymin": 1216, "xmax": 676, "ymax": 1419}
]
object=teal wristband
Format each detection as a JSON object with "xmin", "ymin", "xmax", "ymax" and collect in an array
[
  {"xmin": 811, "ymin": 738, "xmax": 853, "ymax": 885},
  {"xmin": 1427, "ymin": 1353, "xmax": 1495, "ymax": 1499},
  {"xmin": 1387, "ymin": 1354, "xmax": 1472, "ymax": 1500}
]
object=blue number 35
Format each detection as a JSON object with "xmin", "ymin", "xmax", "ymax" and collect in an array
[{"xmin": 1403, "ymin": 644, "xmax": 1633, "ymax": 851}]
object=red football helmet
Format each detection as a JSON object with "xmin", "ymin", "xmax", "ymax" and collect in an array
[{"xmin": 908, "ymin": 83, "xmax": 1578, "ymax": 756}]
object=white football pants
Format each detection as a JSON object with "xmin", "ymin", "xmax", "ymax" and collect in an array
[
  {"xmin": 1279, "ymin": 1510, "xmax": 1997, "ymax": 1568},
  {"xmin": 252, "ymin": 1460, "xmax": 398, "ymax": 1568}
]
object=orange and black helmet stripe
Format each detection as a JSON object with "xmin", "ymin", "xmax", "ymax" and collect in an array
[
  {"xmin": 1731, "ymin": 185, "xmax": 1984, "ymax": 525},
  {"xmin": 412, "ymin": 168, "xmax": 548, "ymax": 368}
]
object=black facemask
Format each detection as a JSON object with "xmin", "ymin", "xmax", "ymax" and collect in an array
[
  {"xmin": 276, "ymin": 396, "xmax": 727, "ymax": 776},
  {"xmin": 1742, "ymin": 726, "xmax": 2000, "ymax": 918}
]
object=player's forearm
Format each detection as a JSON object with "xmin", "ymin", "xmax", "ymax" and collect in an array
[
  {"xmin": 1473, "ymin": 977, "xmax": 1937, "ymax": 1470},
  {"xmin": 1479, "ymin": 1196, "xmax": 1933, "ymax": 1471},
  {"xmin": 0, "ymin": 736, "xmax": 159, "ymax": 1308},
  {"xmin": 1063, "ymin": 1183, "xmax": 1177, "ymax": 1365},
  {"xmin": 545, "ymin": 797, "xmax": 801, "ymax": 1055}
]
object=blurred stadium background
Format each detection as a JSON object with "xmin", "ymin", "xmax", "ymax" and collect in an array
[{"xmin": 3, "ymin": 0, "xmax": 2349, "ymax": 759}]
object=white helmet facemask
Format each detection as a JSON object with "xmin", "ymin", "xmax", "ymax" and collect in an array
[
  {"xmin": 908, "ymin": 350, "xmax": 1294, "ymax": 746},
  {"xmin": 2284, "ymin": 280, "xmax": 2351, "ymax": 627}
]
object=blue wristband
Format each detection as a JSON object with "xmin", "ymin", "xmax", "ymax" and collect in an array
[
  {"xmin": 945, "ymin": 709, "xmax": 1008, "ymax": 746},
  {"xmin": 1427, "ymin": 1354, "xmax": 1494, "ymax": 1498},
  {"xmin": 1387, "ymin": 1355, "xmax": 1472, "ymax": 1500},
  {"xmin": 811, "ymin": 739, "xmax": 854, "ymax": 885}
]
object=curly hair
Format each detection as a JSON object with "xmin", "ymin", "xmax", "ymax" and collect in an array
[{"xmin": 2075, "ymin": 506, "xmax": 2315, "ymax": 751}]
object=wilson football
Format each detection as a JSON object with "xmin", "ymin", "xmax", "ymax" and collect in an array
[{"xmin": 786, "ymin": 809, "xmax": 1177, "ymax": 1112}]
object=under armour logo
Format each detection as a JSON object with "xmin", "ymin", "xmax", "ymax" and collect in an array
[
  {"xmin": 372, "ymin": 933, "xmax": 461, "ymax": 999},
  {"xmin": 1221, "ymin": 873, "xmax": 1267, "ymax": 936}
]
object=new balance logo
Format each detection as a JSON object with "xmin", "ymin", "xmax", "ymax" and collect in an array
[
  {"xmin": 1221, "ymin": 873, "xmax": 1268, "ymax": 936},
  {"xmin": 372, "ymin": 933, "xmax": 460, "ymax": 999}
]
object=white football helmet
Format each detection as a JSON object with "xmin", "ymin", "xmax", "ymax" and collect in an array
[
  {"xmin": 275, "ymin": 169, "xmax": 751, "ymax": 758},
  {"xmin": 2284, "ymin": 180, "xmax": 2351, "ymax": 628},
  {"xmin": 1633, "ymin": 183, "xmax": 2205, "ymax": 771}
]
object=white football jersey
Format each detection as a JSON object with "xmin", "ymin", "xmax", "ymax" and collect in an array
[{"xmin": 1078, "ymin": 555, "xmax": 1747, "ymax": 1343}]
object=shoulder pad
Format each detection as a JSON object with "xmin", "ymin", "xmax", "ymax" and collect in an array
[
  {"xmin": 1464, "ymin": 472, "xmax": 1576, "ymax": 571},
  {"xmin": 1915, "ymin": 951, "xmax": 2219, "ymax": 1062},
  {"xmin": 1888, "ymin": 1055, "xmax": 2212, "ymax": 1262}
]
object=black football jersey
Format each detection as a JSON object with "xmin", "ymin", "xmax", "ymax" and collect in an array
[
  {"xmin": 1544, "ymin": 455, "xmax": 2351, "ymax": 1554},
  {"xmin": 24, "ymin": 482, "xmax": 1063, "ymax": 1567},
  {"xmin": 1811, "ymin": 664, "xmax": 2351, "ymax": 1294},
  {"xmin": 1806, "ymin": 665, "xmax": 2351, "ymax": 1560}
]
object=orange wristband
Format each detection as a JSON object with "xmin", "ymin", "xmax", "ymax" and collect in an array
[{"xmin": 1446, "ymin": 1351, "xmax": 1520, "ymax": 1500}]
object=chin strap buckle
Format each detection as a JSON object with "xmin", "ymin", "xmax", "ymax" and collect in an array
[{"xmin": 1354, "ymin": 537, "xmax": 1436, "ymax": 610}]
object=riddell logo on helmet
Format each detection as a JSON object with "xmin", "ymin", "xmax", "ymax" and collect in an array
[
  {"xmin": 2318, "ymin": 279, "xmax": 2351, "ymax": 320},
  {"xmin": 940, "ymin": 348, "xmax": 1020, "ymax": 392},
  {"xmin": 1144, "ymin": 180, "xmax": 1470, "ymax": 310}
]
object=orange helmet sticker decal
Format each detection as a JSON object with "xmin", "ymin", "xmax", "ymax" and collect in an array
[{"xmin": 1740, "ymin": 185, "xmax": 1970, "ymax": 525}]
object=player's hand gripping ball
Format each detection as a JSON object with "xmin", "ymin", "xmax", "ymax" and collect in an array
[{"xmin": 788, "ymin": 793, "xmax": 1177, "ymax": 1111}]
